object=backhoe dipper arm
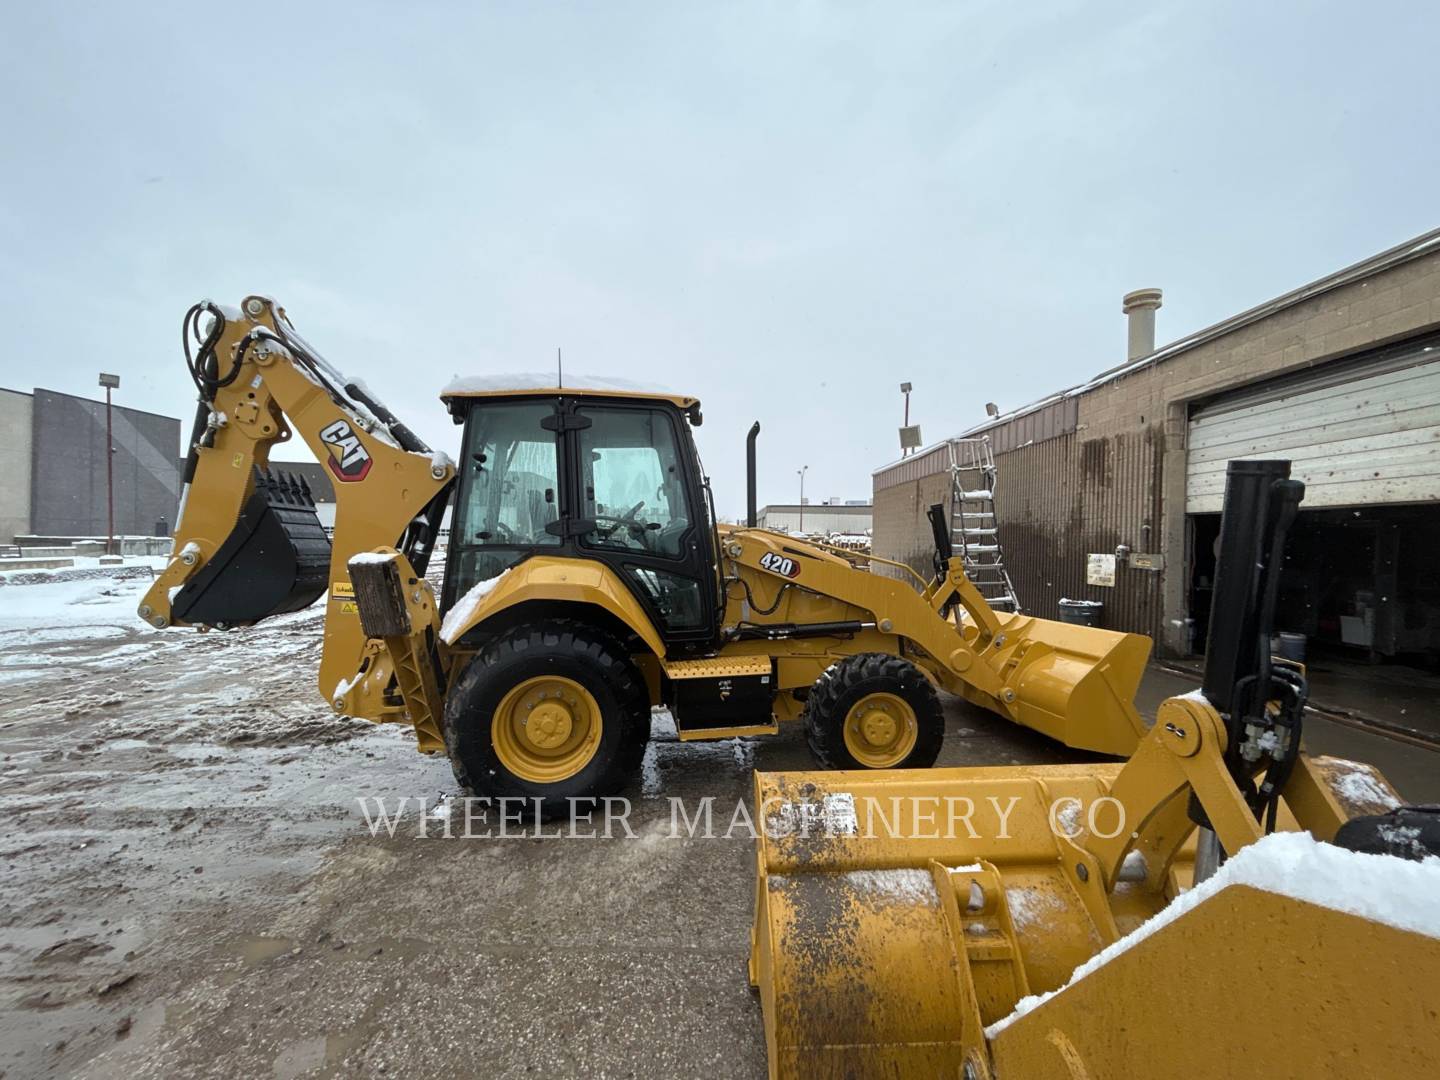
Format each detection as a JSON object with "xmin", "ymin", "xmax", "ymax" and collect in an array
[{"xmin": 139, "ymin": 296, "xmax": 455, "ymax": 723}]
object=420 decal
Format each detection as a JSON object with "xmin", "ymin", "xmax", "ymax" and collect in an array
[{"xmin": 759, "ymin": 552, "xmax": 801, "ymax": 579}]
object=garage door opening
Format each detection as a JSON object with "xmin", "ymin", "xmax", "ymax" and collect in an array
[{"xmin": 1188, "ymin": 504, "xmax": 1440, "ymax": 666}]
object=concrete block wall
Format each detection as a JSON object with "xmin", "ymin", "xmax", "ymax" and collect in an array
[
  {"xmin": 30, "ymin": 390, "xmax": 181, "ymax": 538},
  {"xmin": 0, "ymin": 389, "xmax": 33, "ymax": 542}
]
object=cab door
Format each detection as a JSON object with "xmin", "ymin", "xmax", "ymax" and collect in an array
[{"xmin": 567, "ymin": 400, "xmax": 719, "ymax": 650}]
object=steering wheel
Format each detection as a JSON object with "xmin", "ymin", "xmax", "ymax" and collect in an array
[{"xmin": 595, "ymin": 501, "xmax": 649, "ymax": 545}]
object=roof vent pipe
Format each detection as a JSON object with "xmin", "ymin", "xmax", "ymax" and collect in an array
[{"xmin": 1122, "ymin": 288, "xmax": 1163, "ymax": 361}]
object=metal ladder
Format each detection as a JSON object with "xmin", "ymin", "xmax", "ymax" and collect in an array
[{"xmin": 948, "ymin": 438, "xmax": 1020, "ymax": 612}]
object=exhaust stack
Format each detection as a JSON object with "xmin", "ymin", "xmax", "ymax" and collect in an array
[
  {"xmin": 746, "ymin": 422, "xmax": 760, "ymax": 526},
  {"xmin": 1122, "ymin": 288, "xmax": 1163, "ymax": 361}
]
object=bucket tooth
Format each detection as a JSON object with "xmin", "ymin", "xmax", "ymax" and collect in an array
[{"xmin": 170, "ymin": 466, "xmax": 331, "ymax": 627}]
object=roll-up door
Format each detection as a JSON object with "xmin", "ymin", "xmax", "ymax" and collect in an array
[{"xmin": 1187, "ymin": 336, "xmax": 1440, "ymax": 512}]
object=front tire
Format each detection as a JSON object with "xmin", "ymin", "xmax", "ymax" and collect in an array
[
  {"xmin": 443, "ymin": 621, "xmax": 649, "ymax": 818},
  {"xmin": 803, "ymin": 653, "xmax": 944, "ymax": 770}
]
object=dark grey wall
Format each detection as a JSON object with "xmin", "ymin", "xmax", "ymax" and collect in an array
[{"xmin": 31, "ymin": 389, "xmax": 180, "ymax": 537}]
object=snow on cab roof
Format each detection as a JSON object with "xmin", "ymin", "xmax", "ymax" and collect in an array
[{"xmin": 440, "ymin": 373, "xmax": 699, "ymax": 412}]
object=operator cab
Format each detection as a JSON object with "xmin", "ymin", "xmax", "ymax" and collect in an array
[{"xmin": 440, "ymin": 381, "xmax": 719, "ymax": 651}]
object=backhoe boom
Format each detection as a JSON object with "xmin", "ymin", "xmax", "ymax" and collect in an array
[{"xmin": 139, "ymin": 296, "xmax": 454, "ymax": 720}]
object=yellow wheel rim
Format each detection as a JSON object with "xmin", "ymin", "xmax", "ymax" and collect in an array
[
  {"xmin": 492, "ymin": 675, "xmax": 603, "ymax": 784},
  {"xmin": 842, "ymin": 692, "xmax": 918, "ymax": 768}
]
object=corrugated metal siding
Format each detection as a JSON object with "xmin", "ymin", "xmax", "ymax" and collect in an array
[
  {"xmin": 873, "ymin": 397, "xmax": 1078, "ymax": 492},
  {"xmin": 873, "ymin": 441, "xmax": 952, "ymax": 491},
  {"xmin": 993, "ymin": 426, "xmax": 1164, "ymax": 639},
  {"xmin": 871, "ymin": 471, "xmax": 953, "ymax": 578},
  {"xmin": 1187, "ymin": 345, "xmax": 1440, "ymax": 512},
  {"xmin": 987, "ymin": 396, "xmax": 1079, "ymax": 453}
]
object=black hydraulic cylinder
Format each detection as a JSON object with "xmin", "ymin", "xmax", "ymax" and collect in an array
[
  {"xmin": 746, "ymin": 422, "xmax": 760, "ymax": 527},
  {"xmin": 730, "ymin": 620, "xmax": 867, "ymax": 642},
  {"xmin": 928, "ymin": 503, "xmax": 953, "ymax": 565},
  {"xmin": 1200, "ymin": 459, "xmax": 1293, "ymax": 716},
  {"xmin": 344, "ymin": 380, "xmax": 430, "ymax": 455}
]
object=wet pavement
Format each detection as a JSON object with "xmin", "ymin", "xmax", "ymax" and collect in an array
[{"xmin": 1, "ymin": 572, "xmax": 1436, "ymax": 1078}]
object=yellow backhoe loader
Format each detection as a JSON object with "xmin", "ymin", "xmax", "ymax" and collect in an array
[
  {"xmin": 140, "ymin": 296, "xmax": 1150, "ymax": 812},
  {"xmin": 748, "ymin": 460, "xmax": 1440, "ymax": 1077}
]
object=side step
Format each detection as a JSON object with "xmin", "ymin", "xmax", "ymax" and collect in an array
[{"xmin": 663, "ymin": 656, "xmax": 778, "ymax": 740}]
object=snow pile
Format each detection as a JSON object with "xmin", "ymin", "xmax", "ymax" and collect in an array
[
  {"xmin": 0, "ymin": 576, "xmax": 159, "ymax": 632},
  {"xmin": 985, "ymin": 831, "xmax": 1440, "ymax": 1038},
  {"xmin": 439, "ymin": 570, "xmax": 510, "ymax": 643}
]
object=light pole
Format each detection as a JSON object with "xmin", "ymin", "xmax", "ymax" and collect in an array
[
  {"xmin": 797, "ymin": 464, "xmax": 809, "ymax": 533},
  {"xmin": 900, "ymin": 382, "xmax": 912, "ymax": 456},
  {"xmin": 99, "ymin": 373, "xmax": 120, "ymax": 556}
]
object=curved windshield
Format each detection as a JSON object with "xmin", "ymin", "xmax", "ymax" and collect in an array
[{"xmin": 449, "ymin": 400, "xmax": 559, "ymax": 595}]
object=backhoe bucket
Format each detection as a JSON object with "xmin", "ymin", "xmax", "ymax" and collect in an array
[
  {"xmin": 170, "ymin": 468, "xmax": 331, "ymax": 627},
  {"xmin": 967, "ymin": 613, "xmax": 1153, "ymax": 757}
]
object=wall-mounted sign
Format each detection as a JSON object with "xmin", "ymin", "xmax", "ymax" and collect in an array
[
  {"xmin": 1086, "ymin": 553, "xmax": 1117, "ymax": 587},
  {"xmin": 1129, "ymin": 553, "xmax": 1165, "ymax": 572}
]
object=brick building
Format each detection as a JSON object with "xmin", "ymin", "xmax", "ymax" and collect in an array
[{"xmin": 874, "ymin": 228, "xmax": 1440, "ymax": 662}]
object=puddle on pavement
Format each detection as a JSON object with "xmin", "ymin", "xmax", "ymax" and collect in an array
[{"xmin": 232, "ymin": 934, "xmax": 297, "ymax": 965}]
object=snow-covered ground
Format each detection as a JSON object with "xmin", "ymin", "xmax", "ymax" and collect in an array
[{"xmin": 0, "ymin": 564, "xmax": 781, "ymax": 1078}]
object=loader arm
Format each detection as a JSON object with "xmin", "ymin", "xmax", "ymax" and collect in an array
[
  {"xmin": 718, "ymin": 527, "xmax": 1152, "ymax": 756},
  {"xmin": 139, "ymin": 297, "xmax": 455, "ymax": 735}
]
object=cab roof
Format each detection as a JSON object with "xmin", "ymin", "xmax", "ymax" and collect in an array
[{"xmin": 440, "ymin": 375, "xmax": 701, "ymax": 421}]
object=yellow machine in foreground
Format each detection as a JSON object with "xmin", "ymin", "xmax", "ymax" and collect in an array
[
  {"xmin": 141, "ymin": 296, "xmax": 1150, "ymax": 811},
  {"xmin": 749, "ymin": 461, "xmax": 1440, "ymax": 1077}
]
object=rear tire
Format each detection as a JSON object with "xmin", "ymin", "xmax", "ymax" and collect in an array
[
  {"xmin": 804, "ymin": 653, "xmax": 943, "ymax": 770},
  {"xmin": 443, "ymin": 621, "xmax": 649, "ymax": 819}
]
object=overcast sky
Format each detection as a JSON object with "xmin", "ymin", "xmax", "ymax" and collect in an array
[{"xmin": 2, "ymin": 1, "xmax": 1436, "ymax": 519}]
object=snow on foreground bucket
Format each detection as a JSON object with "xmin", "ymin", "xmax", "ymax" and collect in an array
[{"xmin": 986, "ymin": 830, "xmax": 1440, "ymax": 1037}]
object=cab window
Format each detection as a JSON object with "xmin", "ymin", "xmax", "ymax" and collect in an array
[{"xmin": 577, "ymin": 406, "xmax": 691, "ymax": 559}]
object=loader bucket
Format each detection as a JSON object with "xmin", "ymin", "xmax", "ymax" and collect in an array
[
  {"xmin": 748, "ymin": 762, "xmax": 1439, "ymax": 1080},
  {"xmin": 748, "ymin": 764, "xmax": 1152, "ymax": 1079},
  {"xmin": 170, "ymin": 468, "xmax": 331, "ymax": 627},
  {"xmin": 967, "ymin": 614, "xmax": 1153, "ymax": 757}
]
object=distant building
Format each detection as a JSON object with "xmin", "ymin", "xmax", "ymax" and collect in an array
[
  {"xmin": 757, "ymin": 502, "xmax": 871, "ymax": 535},
  {"xmin": 0, "ymin": 387, "xmax": 181, "ymax": 542}
]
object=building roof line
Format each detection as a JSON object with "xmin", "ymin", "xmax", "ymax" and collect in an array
[
  {"xmin": 31, "ymin": 386, "xmax": 182, "ymax": 424},
  {"xmin": 758, "ymin": 503, "xmax": 872, "ymax": 511},
  {"xmin": 945, "ymin": 225, "xmax": 1440, "ymax": 444}
]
